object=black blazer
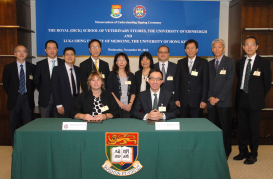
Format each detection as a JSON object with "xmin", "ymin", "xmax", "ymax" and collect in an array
[
  {"xmin": 236, "ymin": 55, "xmax": 272, "ymax": 111},
  {"xmin": 107, "ymin": 71, "xmax": 136, "ymax": 103},
  {"xmin": 135, "ymin": 70, "xmax": 150, "ymax": 96},
  {"xmin": 51, "ymin": 63, "xmax": 80, "ymax": 116},
  {"xmin": 70, "ymin": 90, "xmax": 119, "ymax": 118},
  {"xmin": 132, "ymin": 88, "xmax": 177, "ymax": 120},
  {"xmin": 34, "ymin": 58, "xmax": 64, "ymax": 108},
  {"xmin": 80, "ymin": 57, "xmax": 110, "ymax": 91},
  {"xmin": 2, "ymin": 61, "xmax": 36, "ymax": 110},
  {"xmin": 154, "ymin": 61, "xmax": 177, "ymax": 93},
  {"xmin": 175, "ymin": 57, "xmax": 208, "ymax": 108},
  {"xmin": 208, "ymin": 56, "xmax": 235, "ymax": 108}
]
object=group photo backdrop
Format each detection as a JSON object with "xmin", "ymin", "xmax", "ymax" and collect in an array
[{"xmin": 36, "ymin": 0, "xmax": 220, "ymax": 56}]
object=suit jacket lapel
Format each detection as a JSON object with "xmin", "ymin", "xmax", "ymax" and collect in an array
[
  {"xmin": 250, "ymin": 56, "xmax": 260, "ymax": 80},
  {"xmin": 191, "ymin": 57, "xmax": 200, "ymax": 75},
  {"xmin": 146, "ymin": 90, "xmax": 152, "ymax": 111},
  {"xmin": 61, "ymin": 64, "xmax": 71, "ymax": 93},
  {"xmin": 183, "ymin": 58, "xmax": 190, "ymax": 76},
  {"xmin": 158, "ymin": 90, "xmax": 166, "ymax": 108},
  {"xmin": 44, "ymin": 59, "xmax": 51, "ymax": 80},
  {"xmin": 214, "ymin": 57, "xmax": 226, "ymax": 81},
  {"xmin": 239, "ymin": 58, "xmax": 246, "ymax": 83},
  {"xmin": 25, "ymin": 62, "xmax": 32, "ymax": 87},
  {"xmin": 74, "ymin": 66, "xmax": 81, "ymax": 93},
  {"xmin": 13, "ymin": 62, "xmax": 19, "ymax": 84},
  {"xmin": 210, "ymin": 59, "xmax": 216, "ymax": 79}
]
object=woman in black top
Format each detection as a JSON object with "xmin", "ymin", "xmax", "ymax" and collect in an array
[
  {"xmin": 135, "ymin": 52, "xmax": 154, "ymax": 95},
  {"xmin": 71, "ymin": 71, "xmax": 119, "ymax": 121},
  {"xmin": 107, "ymin": 52, "xmax": 136, "ymax": 118}
]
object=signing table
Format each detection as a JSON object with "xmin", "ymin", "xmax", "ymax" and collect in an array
[{"xmin": 12, "ymin": 118, "xmax": 230, "ymax": 179}]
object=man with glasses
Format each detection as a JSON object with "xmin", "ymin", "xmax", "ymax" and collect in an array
[
  {"xmin": 80, "ymin": 39, "xmax": 110, "ymax": 91},
  {"xmin": 2, "ymin": 45, "xmax": 36, "ymax": 145},
  {"xmin": 34, "ymin": 40, "xmax": 64, "ymax": 118},
  {"xmin": 175, "ymin": 39, "xmax": 208, "ymax": 118},
  {"xmin": 234, "ymin": 36, "xmax": 272, "ymax": 164},
  {"xmin": 132, "ymin": 69, "xmax": 177, "ymax": 120},
  {"xmin": 154, "ymin": 45, "xmax": 177, "ymax": 94}
]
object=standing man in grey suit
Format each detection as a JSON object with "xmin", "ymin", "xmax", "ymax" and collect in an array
[
  {"xmin": 34, "ymin": 40, "xmax": 64, "ymax": 118},
  {"xmin": 154, "ymin": 45, "xmax": 177, "ymax": 93},
  {"xmin": 132, "ymin": 69, "xmax": 177, "ymax": 120},
  {"xmin": 175, "ymin": 39, "xmax": 208, "ymax": 118},
  {"xmin": 234, "ymin": 36, "xmax": 272, "ymax": 164},
  {"xmin": 2, "ymin": 45, "xmax": 36, "ymax": 145},
  {"xmin": 208, "ymin": 39, "xmax": 235, "ymax": 158}
]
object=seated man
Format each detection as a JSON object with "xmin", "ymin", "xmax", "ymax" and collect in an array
[{"xmin": 132, "ymin": 69, "xmax": 177, "ymax": 120}]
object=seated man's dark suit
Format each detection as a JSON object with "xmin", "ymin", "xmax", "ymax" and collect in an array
[
  {"xmin": 132, "ymin": 88, "xmax": 177, "ymax": 120},
  {"xmin": 52, "ymin": 63, "xmax": 80, "ymax": 117},
  {"xmin": 154, "ymin": 62, "xmax": 177, "ymax": 93},
  {"xmin": 2, "ymin": 61, "xmax": 36, "ymax": 145},
  {"xmin": 208, "ymin": 55, "xmax": 235, "ymax": 157},
  {"xmin": 175, "ymin": 57, "xmax": 208, "ymax": 117},
  {"xmin": 236, "ymin": 55, "xmax": 271, "ymax": 158},
  {"xmin": 79, "ymin": 57, "xmax": 110, "ymax": 91},
  {"xmin": 34, "ymin": 58, "xmax": 64, "ymax": 117}
]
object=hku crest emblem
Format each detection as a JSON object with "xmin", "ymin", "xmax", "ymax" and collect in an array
[
  {"xmin": 102, "ymin": 132, "xmax": 143, "ymax": 176},
  {"xmin": 111, "ymin": 5, "xmax": 122, "ymax": 18},
  {"xmin": 133, "ymin": 5, "xmax": 146, "ymax": 18}
]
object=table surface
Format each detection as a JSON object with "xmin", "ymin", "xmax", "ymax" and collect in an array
[{"xmin": 12, "ymin": 118, "xmax": 231, "ymax": 179}]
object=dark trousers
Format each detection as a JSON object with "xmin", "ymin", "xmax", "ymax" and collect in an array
[
  {"xmin": 8, "ymin": 94, "xmax": 33, "ymax": 145},
  {"xmin": 180, "ymin": 105, "xmax": 203, "ymax": 118},
  {"xmin": 120, "ymin": 109, "xmax": 131, "ymax": 118},
  {"xmin": 40, "ymin": 95, "xmax": 58, "ymax": 118},
  {"xmin": 237, "ymin": 90, "xmax": 261, "ymax": 157},
  {"xmin": 208, "ymin": 105, "xmax": 232, "ymax": 157},
  {"xmin": 57, "ymin": 95, "xmax": 78, "ymax": 118}
]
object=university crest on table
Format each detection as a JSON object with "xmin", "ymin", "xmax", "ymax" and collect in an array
[{"xmin": 102, "ymin": 132, "xmax": 143, "ymax": 176}]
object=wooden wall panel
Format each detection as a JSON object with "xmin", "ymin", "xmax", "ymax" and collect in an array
[
  {"xmin": 0, "ymin": 29, "xmax": 18, "ymax": 55},
  {"xmin": 0, "ymin": 0, "xmax": 17, "ymax": 25},
  {"xmin": 268, "ymin": 32, "xmax": 273, "ymax": 55},
  {"xmin": 16, "ymin": 0, "xmax": 31, "ymax": 29},
  {"xmin": 242, "ymin": 3, "xmax": 270, "ymax": 28},
  {"xmin": 270, "ymin": 4, "xmax": 273, "ymax": 28}
]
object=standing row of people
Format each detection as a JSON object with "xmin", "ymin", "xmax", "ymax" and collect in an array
[{"xmin": 3, "ymin": 36, "xmax": 271, "ymax": 165}]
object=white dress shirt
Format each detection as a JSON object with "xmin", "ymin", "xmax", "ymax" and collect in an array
[
  {"xmin": 48, "ymin": 57, "xmax": 58, "ymax": 77},
  {"xmin": 188, "ymin": 56, "xmax": 196, "ymax": 72},
  {"xmin": 240, "ymin": 54, "xmax": 256, "ymax": 89}
]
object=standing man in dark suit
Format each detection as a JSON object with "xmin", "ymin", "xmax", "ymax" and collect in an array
[
  {"xmin": 154, "ymin": 45, "xmax": 177, "ymax": 93},
  {"xmin": 175, "ymin": 39, "xmax": 208, "ymax": 118},
  {"xmin": 132, "ymin": 69, "xmax": 177, "ymax": 120},
  {"xmin": 34, "ymin": 40, "xmax": 64, "ymax": 118},
  {"xmin": 208, "ymin": 39, "xmax": 235, "ymax": 159},
  {"xmin": 234, "ymin": 36, "xmax": 272, "ymax": 164},
  {"xmin": 80, "ymin": 39, "xmax": 110, "ymax": 91},
  {"xmin": 2, "ymin": 45, "xmax": 36, "ymax": 145},
  {"xmin": 52, "ymin": 47, "xmax": 80, "ymax": 118}
]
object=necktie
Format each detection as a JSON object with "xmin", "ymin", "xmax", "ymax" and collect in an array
[
  {"xmin": 94, "ymin": 60, "xmax": 99, "ymax": 71},
  {"xmin": 19, "ymin": 64, "xmax": 26, "ymax": 95},
  {"xmin": 189, "ymin": 60, "xmax": 193, "ymax": 74},
  {"xmin": 153, "ymin": 94, "xmax": 158, "ymax": 110},
  {"xmin": 70, "ymin": 68, "xmax": 76, "ymax": 96},
  {"xmin": 162, "ymin": 64, "xmax": 166, "ymax": 83},
  {"xmin": 51, "ymin": 60, "xmax": 55, "ymax": 77},
  {"xmin": 243, "ymin": 59, "xmax": 252, "ymax": 94},
  {"xmin": 215, "ymin": 60, "xmax": 219, "ymax": 74}
]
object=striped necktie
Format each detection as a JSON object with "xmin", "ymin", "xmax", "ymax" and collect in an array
[
  {"xmin": 18, "ymin": 64, "xmax": 26, "ymax": 95},
  {"xmin": 243, "ymin": 59, "xmax": 252, "ymax": 94}
]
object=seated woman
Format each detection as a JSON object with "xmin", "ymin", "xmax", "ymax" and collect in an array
[
  {"xmin": 70, "ymin": 71, "xmax": 119, "ymax": 121},
  {"xmin": 135, "ymin": 52, "xmax": 154, "ymax": 96},
  {"xmin": 107, "ymin": 52, "xmax": 136, "ymax": 118}
]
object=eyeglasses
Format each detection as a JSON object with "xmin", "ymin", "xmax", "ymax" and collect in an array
[
  {"xmin": 158, "ymin": 51, "xmax": 169, "ymax": 54},
  {"xmin": 186, "ymin": 47, "xmax": 197, "ymax": 50},
  {"xmin": 149, "ymin": 77, "xmax": 162, "ymax": 81},
  {"xmin": 245, "ymin": 43, "xmax": 256, "ymax": 46},
  {"xmin": 90, "ymin": 46, "xmax": 100, "ymax": 49}
]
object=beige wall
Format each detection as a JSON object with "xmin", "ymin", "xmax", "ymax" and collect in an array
[{"xmin": 31, "ymin": 0, "xmax": 229, "ymax": 106}]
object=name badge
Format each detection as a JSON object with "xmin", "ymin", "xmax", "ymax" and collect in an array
[
  {"xmin": 167, "ymin": 76, "xmax": 173, "ymax": 81},
  {"xmin": 155, "ymin": 122, "xmax": 180, "ymax": 130},
  {"xmin": 102, "ymin": 74, "xmax": 105, "ymax": 78},
  {"xmin": 158, "ymin": 106, "xmax": 166, "ymax": 112},
  {"xmin": 220, "ymin": 70, "xmax": 226, "ymax": 75},
  {"xmin": 191, "ymin": 71, "xmax": 198, "ymax": 76},
  {"xmin": 125, "ymin": 81, "xmax": 131, "ymax": 85},
  {"xmin": 253, "ymin": 71, "xmax": 260, "ymax": 76},
  {"xmin": 146, "ymin": 77, "xmax": 149, "ymax": 82},
  {"xmin": 29, "ymin": 75, "xmax": 33, "ymax": 80},
  {"xmin": 62, "ymin": 122, "xmax": 87, "ymax": 130},
  {"xmin": 101, "ymin": 105, "xmax": 109, "ymax": 112}
]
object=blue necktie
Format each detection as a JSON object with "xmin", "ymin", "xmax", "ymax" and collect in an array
[
  {"xmin": 18, "ymin": 64, "xmax": 26, "ymax": 95},
  {"xmin": 243, "ymin": 59, "xmax": 252, "ymax": 94}
]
